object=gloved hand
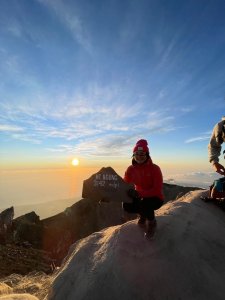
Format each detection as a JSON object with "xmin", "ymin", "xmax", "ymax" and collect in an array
[{"xmin": 127, "ymin": 189, "xmax": 140, "ymax": 199}]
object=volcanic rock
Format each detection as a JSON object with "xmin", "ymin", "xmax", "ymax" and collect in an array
[
  {"xmin": 82, "ymin": 166, "xmax": 132, "ymax": 203},
  {"xmin": 0, "ymin": 207, "xmax": 14, "ymax": 244}
]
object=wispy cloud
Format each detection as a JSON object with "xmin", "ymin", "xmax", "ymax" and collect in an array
[
  {"xmin": 6, "ymin": 20, "xmax": 22, "ymax": 38},
  {"xmin": 0, "ymin": 93, "xmax": 176, "ymax": 146},
  {"xmin": 38, "ymin": 0, "xmax": 93, "ymax": 53},
  {"xmin": 180, "ymin": 106, "xmax": 195, "ymax": 113},
  {"xmin": 11, "ymin": 133, "xmax": 42, "ymax": 144},
  {"xmin": 0, "ymin": 124, "xmax": 23, "ymax": 132},
  {"xmin": 3, "ymin": 12, "xmax": 38, "ymax": 43},
  {"xmin": 185, "ymin": 135, "xmax": 210, "ymax": 143},
  {"xmin": 46, "ymin": 144, "xmax": 74, "ymax": 153},
  {"xmin": 71, "ymin": 134, "xmax": 136, "ymax": 157}
]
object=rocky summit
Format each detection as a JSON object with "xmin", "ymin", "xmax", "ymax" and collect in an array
[
  {"xmin": 0, "ymin": 167, "xmax": 202, "ymax": 280},
  {"xmin": 47, "ymin": 190, "xmax": 225, "ymax": 300},
  {"xmin": 1, "ymin": 166, "xmax": 224, "ymax": 299}
]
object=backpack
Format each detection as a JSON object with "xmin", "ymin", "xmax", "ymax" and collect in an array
[{"xmin": 210, "ymin": 177, "xmax": 225, "ymax": 198}]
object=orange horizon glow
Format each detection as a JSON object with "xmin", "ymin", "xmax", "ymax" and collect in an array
[{"xmin": 0, "ymin": 154, "xmax": 211, "ymax": 175}]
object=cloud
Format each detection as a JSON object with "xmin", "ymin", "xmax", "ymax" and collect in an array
[
  {"xmin": 11, "ymin": 133, "xmax": 42, "ymax": 144},
  {"xmin": 0, "ymin": 124, "xmax": 23, "ymax": 132},
  {"xmin": 37, "ymin": 0, "xmax": 92, "ymax": 53},
  {"xmin": 0, "ymin": 77, "xmax": 177, "ymax": 158},
  {"xmin": 165, "ymin": 171, "xmax": 220, "ymax": 188},
  {"xmin": 156, "ymin": 30, "xmax": 183, "ymax": 70},
  {"xmin": 46, "ymin": 144, "xmax": 74, "ymax": 153},
  {"xmin": 180, "ymin": 106, "xmax": 195, "ymax": 113},
  {"xmin": 46, "ymin": 133, "xmax": 137, "ymax": 157},
  {"xmin": 5, "ymin": 17, "xmax": 25, "ymax": 40},
  {"xmin": 0, "ymin": 49, "xmax": 44, "ymax": 95},
  {"xmin": 0, "ymin": 97, "xmax": 175, "ymax": 149},
  {"xmin": 185, "ymin": 135, "xmax": 210, "ymax": 143},
  {"xmin": 72, "ymin": 135, "xmax": 133, "ymax": 157}
]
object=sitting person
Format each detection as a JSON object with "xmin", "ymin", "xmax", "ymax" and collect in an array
[{"xmin": 123, "ymin": 139, "xmax": 164, "ymax": 238}]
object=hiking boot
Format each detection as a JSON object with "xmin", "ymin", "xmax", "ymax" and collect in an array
[
  {"xmin": 137, "ymin": 217, "xmax": 146, "ymax": 228},
  {"xmin": 145, "ymin": 219, "xmax": 157, "ymax": 239}
]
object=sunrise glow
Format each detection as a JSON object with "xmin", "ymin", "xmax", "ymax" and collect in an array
[{"xmin": 72, "ymin": 158, "xmax": 79, "ymax": 166}]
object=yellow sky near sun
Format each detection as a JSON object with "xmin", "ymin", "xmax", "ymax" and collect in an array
[{"xmin": 1, "ymin": 151, "xmax": 211, "ymax": 177}]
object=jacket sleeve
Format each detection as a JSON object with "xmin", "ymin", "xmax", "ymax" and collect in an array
[
  {"xmin": 123, "ymin": 166, "xmax": 133, "ymax": 183},
  {"xmin": 208, "ymin": 123, "xmax": 223, "ymax": 164},
  {"xmin": 139, "ymin": 165, "xmax": 163, "ymax": 198}
]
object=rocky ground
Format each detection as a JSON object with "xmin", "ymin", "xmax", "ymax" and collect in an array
[
  {"xmin": 0, "ymin": 167, "xmax": 204, "ymax": 280},
  {"xmin": 0, "ymin": 243, "xmax": 54, "ymax": 279}
]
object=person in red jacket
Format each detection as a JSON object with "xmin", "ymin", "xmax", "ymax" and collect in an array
[{"xmin": 123, "ymin": 139, "xmax": 164, "ymax": 238}]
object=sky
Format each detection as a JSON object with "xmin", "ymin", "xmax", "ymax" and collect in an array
[{"xmin": 1, "ymin": 0, "xmax": 225, "ymax": 192}]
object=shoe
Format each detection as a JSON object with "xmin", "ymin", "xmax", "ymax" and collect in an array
[
  {"xmin": 137, "ymin": 217, "xmax": 146, "ymax": 228},
  {"xmin": 145, "ymin": 219, "xmax": 157, "ymax": 239}
]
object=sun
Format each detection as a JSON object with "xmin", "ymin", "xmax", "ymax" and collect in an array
[{"xmin": 71, "ymin": 158, "xmax": 79, "ymax": 166}]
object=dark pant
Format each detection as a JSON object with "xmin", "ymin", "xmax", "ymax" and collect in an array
[{"xmin": 123, "ymin": 197, "xmax": 163, "ymax": 221}]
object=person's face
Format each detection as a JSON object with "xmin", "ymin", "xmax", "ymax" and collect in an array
[{"xmin": 133, "ymin": 151, "xmax": 147, "ymax": 164}]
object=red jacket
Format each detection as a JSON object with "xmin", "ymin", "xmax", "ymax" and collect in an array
[{"xmin": 124, "ymin": 158, "xmax": 164, "ymax": 200}]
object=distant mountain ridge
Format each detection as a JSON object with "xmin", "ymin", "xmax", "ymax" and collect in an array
[{"xmin": 13, "ymin": 197, "xmax": 80, "ymax": 219}]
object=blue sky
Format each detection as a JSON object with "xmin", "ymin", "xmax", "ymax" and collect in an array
[{"xmin": 0, "ymin": 0, "xmax": 225, "ymax": 181}]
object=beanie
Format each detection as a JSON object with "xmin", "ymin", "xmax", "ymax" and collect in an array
[{"xmin": 133, "ymin": 139, "xmax": 149, "ymax": 153}]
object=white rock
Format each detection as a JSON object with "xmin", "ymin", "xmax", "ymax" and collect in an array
[{"xmin": 47, "ymin": 190, "xmax": 225, "ymax": 300}]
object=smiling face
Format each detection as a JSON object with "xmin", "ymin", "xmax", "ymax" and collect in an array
[{"xmin": 133, "ymin": 151, "xmax": 147, "ymax": 164}]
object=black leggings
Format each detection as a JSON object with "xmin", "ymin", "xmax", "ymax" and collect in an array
[{"xmin": 123, "ymin": 197, "xmax": 163, "ymax": 221}]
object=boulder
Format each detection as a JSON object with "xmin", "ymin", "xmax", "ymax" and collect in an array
[
  {"xmin": 13, "ymin": 211, "xmax": 40, "ymax": 224},
  {"xmin": 13, "ymin": 212, "xmax": 43, "ymax": 247},
  {"xmin": 82, "ymin": 166, "xmax": 132, "ymax": 203},
  {"xmin": 0, "ymin": 207, "xmax": 14, "ymax": 244}
]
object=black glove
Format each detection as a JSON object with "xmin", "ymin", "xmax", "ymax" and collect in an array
[{"xmin": 127, "ymin": 189, "xmax": 140, "ymax": 199}]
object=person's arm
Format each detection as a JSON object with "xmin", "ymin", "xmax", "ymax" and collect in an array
[
  {"xmin": 208, "ymin": 123, "xmax": 225, "ymax": 175},
  {"xmin": 123, "ymin": 166, "xmax": 133, "ymax": 183},
  {"xmin": 208, "ymin": 123, "xmax": 222, "ymax": 164}
]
